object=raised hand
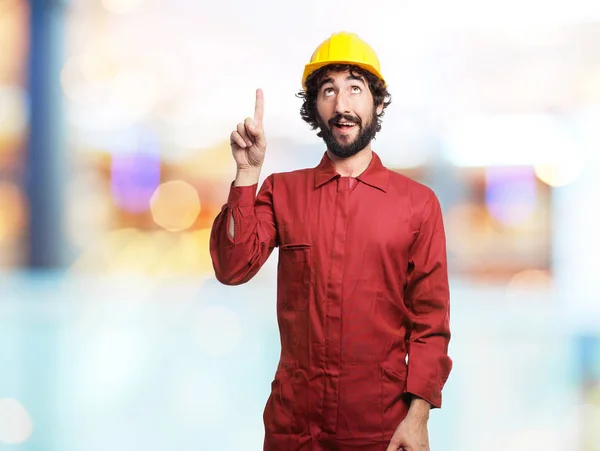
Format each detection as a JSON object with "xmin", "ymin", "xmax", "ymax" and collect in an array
[{"xmin": 230, "ymin": 88, "xmax": 267, "ymax": 171}]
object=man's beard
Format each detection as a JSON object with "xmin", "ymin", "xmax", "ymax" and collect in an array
[{"xmin": 317, "ymin": 109, "xmax": 378, "ymax": 159}]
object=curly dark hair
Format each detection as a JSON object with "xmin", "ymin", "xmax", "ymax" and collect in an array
[{"xmin": 296, "ymin": 63, "xmax": 392, "ymax": 138}]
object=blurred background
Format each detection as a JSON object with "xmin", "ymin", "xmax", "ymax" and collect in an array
[{"xmin": 1, "ymin": 0, "xmax": 600, "ymax": 449}]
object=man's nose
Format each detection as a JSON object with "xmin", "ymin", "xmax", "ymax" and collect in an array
[{"xmin": 334, "ymin": 92, "xmax": 349, "ymax": 115}]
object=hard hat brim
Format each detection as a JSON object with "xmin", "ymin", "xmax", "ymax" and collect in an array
[{"xmin": 301, "ymin": 60, "xmax": 385, "ymax": 89}]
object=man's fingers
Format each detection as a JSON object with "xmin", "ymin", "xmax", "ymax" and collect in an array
[
  {"xmin": 244, "ymin": 117, "xmax": 266, "ymax": 147},
  {"xmin": 254, "ymin": 88, "xmax": 264, "ymax": 125},
  {"xmin": 387, "ymin": 436, "xmax": 406, "ymax": 451},
  {"xmin": 236, "ymin": 122, "xmax": 253, "ymax": 147},
  {"xmin": 244, "ymin": 117, "xmax": 261, "ymax": 138},
  {"xmin": 230, "ymin": 130, "xmax": 246, "ymax": 148}
]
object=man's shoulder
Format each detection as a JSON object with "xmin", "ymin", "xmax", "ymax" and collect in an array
[
  {"xmin": 387, "ymin": 169, "xmax": 436, "ymax": 199},
  {"xmin": 267, "ymin": 167, "xmax": 316, "ymax": 184}
]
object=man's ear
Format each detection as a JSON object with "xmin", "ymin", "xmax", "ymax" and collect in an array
[{"xmin": 376, "ymin": 101, "xmax": 384, "ymax": 116}]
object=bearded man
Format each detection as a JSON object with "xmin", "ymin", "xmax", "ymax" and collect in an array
[{"xmin": 210, "ymin": 31, "xmax": 453, "ymax": 451}]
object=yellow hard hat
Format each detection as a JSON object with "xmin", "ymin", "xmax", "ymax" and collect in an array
[{"xmin": 301, "ymin": 31, "xmax": 384, "ymax": 88}]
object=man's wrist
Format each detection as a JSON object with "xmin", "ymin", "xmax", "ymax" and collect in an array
[
  {"xmin": 234, "ymin": 167, "xmax": 261, "ymax": 186},
  {"xmin": 406, "ymin": 396, "xmax": 431, "ymax": 421}
]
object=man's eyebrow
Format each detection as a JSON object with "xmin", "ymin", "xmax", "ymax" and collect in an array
[
  {"xmin": 347, "ymin": 74, "xmax": 366, "ymax": 84},
  {"xmin": 317, "ymin": 77, "xmax": 334, "ymax": 90}
]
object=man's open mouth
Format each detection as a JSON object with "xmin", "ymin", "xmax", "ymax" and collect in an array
[{"xmin": 334, "ymin": 122, "xmax": 357, "ymax": 129}]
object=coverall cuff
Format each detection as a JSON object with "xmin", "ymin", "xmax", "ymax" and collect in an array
[
  {"xmin": 405, "ymin": 373, "xmax": 442, "ymax": 409},
  {"xmin": 227, "ymin": 182, "xmax": 258, "ymax": 207}
]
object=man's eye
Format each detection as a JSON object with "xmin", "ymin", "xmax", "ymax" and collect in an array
[
  {"xmin": 351, "ymin": 86, "xmax": 361, "ymax": 93},
  {"xmin": 323, "ymin": 88, "xmax": 334, "ymax": 96}
]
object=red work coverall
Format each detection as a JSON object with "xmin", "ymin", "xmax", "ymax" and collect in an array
[{"xmin": 210, "ymin": 151, "xmax": 452, "ymax": 450}]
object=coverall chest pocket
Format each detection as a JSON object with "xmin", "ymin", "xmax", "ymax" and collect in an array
[{"xmin": 277, "ymin": 244, "xmax": 311, "ymax": 311}]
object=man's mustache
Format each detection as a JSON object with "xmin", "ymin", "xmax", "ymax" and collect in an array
[{"xmin": 328, "ymin": 114, "xmax": 361, "ymax": 127}]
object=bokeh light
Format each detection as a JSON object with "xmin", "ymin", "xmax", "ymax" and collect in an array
[
  {"xmin": 535, "ymin": 159, "xmax": 585, "ymax": 187},
  {"xmin": 150, "ymin": 181, "xmax": 201, "ymax": 232},
  {"xmin": 0, "ymin": 85, "xmax": 27, "ymax": 140},
  {"xmin": 179, "ymin": 229, "xmax": 213, "ymax": 274},
  {"xmin": 508, "ymin": 269, "xmax": 553, "ymax": 290},
  {"xmin": 485, "ymin": 167, "xmax": 537, "ymax": 226},
  {"xmin": 0, "ymin": 0, "xmax": 28, "ymax": 84},
  {"xmin": 0, "ymin": 398, "xmax": 33, "ymax": 444},
  {"xmin": 505, "ymin": 269, "xmax": 554, "ymax": 302},
  {"xmin": 444, "ymin": 203, "xmax": 484, "ymax": 261},
  {"xmin": 68, "ymin": 228, "xmax": 214, "ymax": 276},
  {"xmin": 110, "ymin": 136, "xmax": 161, "ymax": 213},
  {"xmin": 0, "ymin": 181, "xmax": 26, "ymax": 244}
]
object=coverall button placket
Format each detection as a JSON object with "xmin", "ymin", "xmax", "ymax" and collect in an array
[{"xmin": 321, "ymin": 176, "xmax": 350, "ymax": 434}]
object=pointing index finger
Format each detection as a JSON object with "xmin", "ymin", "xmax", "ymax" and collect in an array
[{"xmin": 254, "ymin": 88, "xmax": 264, "ymax": 125}]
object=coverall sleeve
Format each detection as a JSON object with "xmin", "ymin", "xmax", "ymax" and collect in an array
[
  {"xmin": 209, "ymin": 174, "xmax": 277, "ymax": 285},
  {"xmin": 403, "ymin": 189, "xmax": 452, "ymax": 409}
]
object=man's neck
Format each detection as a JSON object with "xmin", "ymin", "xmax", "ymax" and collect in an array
[{"xmin": 327, "ymin": 147, "xmax": 373, "ymax": 177}]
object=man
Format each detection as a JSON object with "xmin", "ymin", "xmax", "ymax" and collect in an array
[{"xmin": 210, "ymin": 31, "xmax": 452, "ymax": 451}]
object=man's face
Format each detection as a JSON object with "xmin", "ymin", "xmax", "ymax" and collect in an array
[{"xmin": 315, "ymin": 70, "xmax": 383, "ymax": 159}]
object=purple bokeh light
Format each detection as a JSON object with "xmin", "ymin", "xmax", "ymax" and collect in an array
[
  {"xmin": 485, "ymin": 166, "xmax": 538, "ymax": 226},
  {"xmin": 110, "ymin": 131, "xmax": 161, "ymax": 213}
]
